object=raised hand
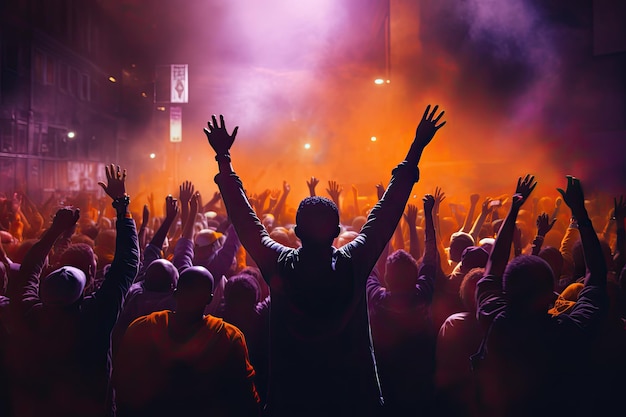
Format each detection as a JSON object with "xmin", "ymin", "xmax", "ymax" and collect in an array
[
  {"xmin": 179, "ymin": 180, "xmax": 195, "ymax": 206},
  {"xmin": 556, "ymin": 176, "xmax": 586, "ymax": 217},
  {"xmin": 164, "ymin": 195, "xmax": 179, "ymax": 220},
  {"xmin": 306, "ymin": 176, "xmax": 319, "ymax": 197},
  {"xmin": 434, "ymin": 186, "xmax": 446, "ymax": 209},
  {"xmin": 481, "ymin": 197, "xmax": 494, "ymax": 215},
  {"xmin": 404, "ymin": 204, "xmax": 419, "ymax": 227},
  {"xmin": 512, "ymin": 174, "xmax": 537, "ymax": 209},
  {"xmin": 283, "ymin": 181, "xmax": 291, "ymax": 194},
  {"xmin": 376, "ymin": 182, "xmax": 386, "ymax": 201},
  {"xmin": 203, "ymin": 114, "xmax": 238, "ymax": 156},
  {"xmin": 423, "ymin": 194, "xmax": 435, "ymax": 215},
  {"xmin": 190, "ymin": 191, "xmax": 201, "ymax": 215},
  {"xmin": 98, "ymin": 164, "xmax": 127, "ymax": 199},
  {"xmin": 142, "ymin": 204, "xmax": 150, "ymax": 225},
  {"xmin": 414, "ymin": 104, "xmax": 446, "ymax": 149},
  {"xmin": 50, "ymin": 207, "xmax": 80, "ymax": 233},
  {"xmin": 326, "ymin": 180, "xmax": 342, "ymax": 203},
  {"xmin": 470, "ymin": 193, "xmax": 480, "ymax": 205},
  {"xmin": 536, "ymin": 212, "xmax": 556, "ymax": 236}
]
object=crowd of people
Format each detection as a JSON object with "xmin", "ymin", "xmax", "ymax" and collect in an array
[{"xmin": 0, "ymin": 106, "xmax": 624, "ymax": 417}]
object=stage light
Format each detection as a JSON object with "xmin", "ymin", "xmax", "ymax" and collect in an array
[
  {"xmin": 304, "ymin": 143, "xmax": 311, "ymax": 150},
  {"xmin": 149, "ymin": 153, "xmax": 156, "ymax": 159},
  {"xmin": 157, "ymin": 106, "xmax": 166, "ymax": 111},
  {"xmin": 374, "ymin": 78, "xmax": 385, "ymax": 85},
  {"xmin": 67, "ymin": 131, "xmax": 75, "ymax": 139},
  {"xmin": 108, "ymin": 76, "xmax": 117, "ymax": 83},
  {"xmin": 371, "ymin": 136, "xmax": 377, "ymax": 142},
  {"xmin": 141, "ymin": 92, "xmax": 148, "ymax": 98}
]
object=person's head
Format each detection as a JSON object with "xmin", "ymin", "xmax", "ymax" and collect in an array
[
  {"xmin": 270, "ymin": 227, "xmax": 291, "ymax": 247},
  {"xmin": 224, "ymin": 274, "xmax": 260, "ymax": 309},
  {"xmin": 448, "ymin": 232, "xmax": 474, "ymax": 263},
  {"xmin": 459, "ymin": 246, "xmax": 489, "ymax": 274},
  {"xmin": 478, "ymin": 237, "xmax": 495, "ymax": 253},
  {"xmin": 39, "ymin": 266, "xmax": 86, "ymax": 308},
  {"xmin": 58, "ymin": 243, "xmax": 97, "ymax": 292},
  {"xmin": 336, "ymin": 230, "xmax": 359, "ymax": 248},
  {"xmin": 294, "ymin": 197, "xmax": 340, "ymax": 247},
  {"xmin": 193, "ymin": 228, "xmax": 225, "ymax": 261},
  {"xmin": 384, "ymin": 249, "xmax": 419, "ymax": 293},
  {"xmin": 239, "ymin": 266, "xmax": 269, "ymax": 300},
  {"xmin": 262, "ymin": 213, "xmax": 275, "ymax": 232},
  {"xmin": 503, "ymin": 255, "xmax": 555, "ymax": 316},
  {"xmin": 174, "ymin": 266, "xmax": 214, "ymax": 316},
  {"xmin": 538, "ymin": 246, "xmax": 564, "ymax": 288},
  {"xmin": 350, "ymin": 216, "xmax": 367, "ymax": 232},
  {"xmin": 459, "ymin": 267, "xmax": 485, "ymax": 312},
  {"xmin": 144, "ymin": 259, "xmax": 179, "ymax": 292}
]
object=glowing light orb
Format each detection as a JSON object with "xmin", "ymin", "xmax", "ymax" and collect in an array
[
  {"xmin": 149, "ymin": 153, "xmax": 156, "ymax": 159},
  {"xmin": 304, "ymin": 143, "xmax": 311, "ymax": 150},
  {"xmin": 370, "ymin": 136, "xmax": 377, "ymax": 142},
  {"xmin": 108, "ymin": 76, "xmax": 117, "ymax": 83},
  {"xmin": 67, "ymin": 131, "xmax": 75, "ymax": 139},
  {"xmin": 374, "ymin": 78, "xmax": 385, "ymax": 85}
]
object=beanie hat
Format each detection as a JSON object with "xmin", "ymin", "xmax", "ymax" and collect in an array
[{"xmin": 39, "ymin": 266, "xmax": 86, "ymax": 306}]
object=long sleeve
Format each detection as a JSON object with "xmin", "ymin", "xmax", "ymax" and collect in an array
[
  {"xmin": 215, "ymin": 171, "xmax": 283, "ymax": 283},
  {"xmin": 89, "ymin": 217, "xmax": 139, "ymax": 331},
  {"xmin": 343, "ymin": 162, "xmax": 419, "ymax": 281},
  {"xmin": 8, "ymin": 230, "xmax": 58, "ymax": 316}
]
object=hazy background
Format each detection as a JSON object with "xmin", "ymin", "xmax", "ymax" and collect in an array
[{"xmin": 108, "ymin": 0, "xmax": 626, "ymax": 211}]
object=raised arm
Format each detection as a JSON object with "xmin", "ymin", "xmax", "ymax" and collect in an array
[
  {"xmin": 344, "ymin": 105, "xmax": 446, "ymax": 277},
  {"xmin": 9, "ymin": 208, "xmax": 80, "ymax": 314},
  {"xmin": 531, "ymin": 212, "xmax": 556, "ymax": 256},
  {"xmin": 460, "ymin": 193, "xmax": 480, "ymax": 233},
  {"xmin": 477, "ymin": 175, "xmax": 536, "ymax": 322},
  {"xmin": 179, "ymin": 180, "xmax": 195, "ymax": 230},
  {"xmin": 306, "ymin": 176, "xmax": 319, "ymax": 197},
  {"xmin": 404, "ymin": 203, "xmax": 421, "ymax": 261},
  {"xmin": 272, "ymin": 180, "xmax": 290, "ymax": 223},
  {"xmin": 92, "ymin": 164, "xmax": 139, "ymax": 326},
  {"xmin": 205, "ymin": 115, "xmax": 281, "ymax": 280},
  {"xmin": 484, "ymin": 175, "xmax": 536, "ymax": 278},
  {"xmin": 469, "ymin": 197, "xmax": 494, "ymax": 242},
  {"xmin": 557, "ymin": 176, "xmax": 606, "ymax": 287},
  {"xmin": 326, "ymin": 180, "xmax": 342, "ymax": 216}
]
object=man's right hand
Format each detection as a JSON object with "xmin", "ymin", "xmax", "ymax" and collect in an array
[{"xmin": 204, "ymin": 114, "xmax": 238, "ymax": 156}]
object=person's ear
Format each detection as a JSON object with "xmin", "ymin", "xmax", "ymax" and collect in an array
[{"xmin": 294, "ymin": 225, "xmax": 301, "ymax": 239}]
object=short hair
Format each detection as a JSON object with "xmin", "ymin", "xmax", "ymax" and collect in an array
[
  {"xmin": 144, "ymin": 259, "xmax": 179, "ymax": 292},
  {"xmin": 538, "ymin": 246, "xmax": 563, "ymax": 285},
  {"xmin": 385, "ymin": 249, "xmax": 419, "ymax": 293},
  {"xmin": 295, "ymin": 197, "xmax": 339, "ymax": 241},
  {"xmin": 58, "ymin": 243, "xmax": 96, "ymax": 282},
  {"xmin": 448, "ymin": 232, "xmax": 475, "ymax": 263},
  {"xmin": 503, "ymin": 255, "xmax": 554, "ymax": 312},
  {"xmin": 224, "ymin": 274, "xmax": 260, "ymax": 307},
  {"xmin": 177, "ymin": 266, "xmax": 214, "ymax": 295},
  {"xmin": 459, "ymin": 267, "xmax": 485, "ymax": 312}
]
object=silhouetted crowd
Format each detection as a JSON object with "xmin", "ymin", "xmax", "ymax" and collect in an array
[{"xmin": 0, "ymin": 107, "xmax": 624, "ymax": 417}]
